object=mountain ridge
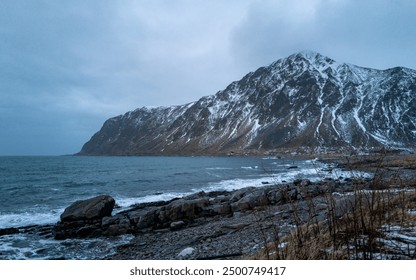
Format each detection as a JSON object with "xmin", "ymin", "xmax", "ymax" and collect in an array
[{"xmin": 78, "ymin": 51, "xmax": 416, "ymax": 156}]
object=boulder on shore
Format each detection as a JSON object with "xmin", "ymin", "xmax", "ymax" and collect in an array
[
  {"xmin": 55, "ymin": 195, "xmax": 116, "ymax": 239},
  {"xmin": 60, "ymin": 195, "xmax": 115, "ymax": 222}
]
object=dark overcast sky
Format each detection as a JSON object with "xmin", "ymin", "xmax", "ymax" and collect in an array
[{"xmin": 1, "ymin": 0, "xmax": 416, "ymax": 155}]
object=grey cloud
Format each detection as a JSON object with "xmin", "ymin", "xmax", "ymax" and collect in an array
[
  {"xmin": 1, "ymin": 0, "xmax": 416, "ymax": 155},
  {"xmin": 231, "ymin": 0, "xmax": 416, "ymax": 70}
]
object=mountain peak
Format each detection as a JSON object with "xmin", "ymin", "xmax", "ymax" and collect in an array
[
  {"xmin": 289, "ymin": 50, "xmax": 336, "ymax": 66},
  {"xmin": 296, "ymin": 50, "xmax": 322, "ymax": 59}
]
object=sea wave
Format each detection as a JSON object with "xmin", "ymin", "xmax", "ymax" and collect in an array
[
  {"xmin": 0, "ymin": 210, "xmax": 63, "ymax": 229},
  {"xmin": 0, "ymin": 232, "xmax": 133, "ymax": 260},
  {"xmin": 114, "ymin": 167, "xmax": 372, "ymax": 210}
]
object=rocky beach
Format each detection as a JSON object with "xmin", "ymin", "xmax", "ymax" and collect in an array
[
  {"xmin": 2, "ymin": 177, "xmax": 346, "ymax": 259},
  {"xmin": 1, "ymin": 154, "xmax": 415, "ymax": 260}
]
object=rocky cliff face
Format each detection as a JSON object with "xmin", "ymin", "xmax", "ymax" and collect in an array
[{"xmin": 78, "ymin": 51, "xmax": 416, "ymax": 155}]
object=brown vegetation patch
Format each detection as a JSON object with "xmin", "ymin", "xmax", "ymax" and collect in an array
[{"xmin": 251, "ymin": 153, "xmax": 416, "ymax": 260}]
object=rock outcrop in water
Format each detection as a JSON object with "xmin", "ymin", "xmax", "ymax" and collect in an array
[{"xmin": 78, "ymin": 51, "xmax": 416, "ymax": 156}]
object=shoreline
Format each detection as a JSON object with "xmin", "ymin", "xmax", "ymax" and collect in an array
[
  {"xmin": 0, "ymin": 155, "xmax": 335, "ymax": 231},
  {"xmin": 106, "ymin": 153, "xmax": 416, "ymax": 260},
  {"xmin": 1, "ymin": 176, "xmax": 364, "ymax": 259},
  {"xmin": 1, "ymin": 153, "xmax": 415, "ymax": 260}
]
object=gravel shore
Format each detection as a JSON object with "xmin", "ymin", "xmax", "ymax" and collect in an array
[{"xmin": 105, "ymin": 203, "xmax": 290, "ymax": 260}]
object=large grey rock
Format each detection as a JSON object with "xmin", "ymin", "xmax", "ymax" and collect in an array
[
  {"xmin": 103, "ymin": 217, "xmax": 132, "ymax": 236},
  {"xmin": 60, "ymin": 195, "xmax": 115, "ymax": 222},
  {"xmin": 165, "ymin": 198, "xmax": 209, "ymax": 222},
  {"xmin": 267, "ymin": 188, "xmax": 285, "ymax": 205},
  {"xmin": 294, "ymin": 179, "xmax": 312, "ymax": 187},
  {"xmin": 136, "ymin": 209, "xmax": 158, "ymax": 229},
  {"xmin": 229, "ymin": 187, "xmax": 255, "ymax": 203},
  {"xmin": 231, "ymin": 190, "xmax": 269, "ymax": 212},
  {"xmin": 209, "ymin": 203, "xmax": 232, "ymax": 215}
]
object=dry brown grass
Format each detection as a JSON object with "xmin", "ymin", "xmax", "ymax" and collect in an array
[
  {"xmin": 253, "ymin": 189, "xmax": 416, "ymax": 260},
  {"xmin": 252, "ymin": 153, "xmax": 416, "ymax": 260}
]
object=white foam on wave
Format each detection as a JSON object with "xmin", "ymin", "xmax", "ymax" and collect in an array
[
  {"xmin": 241, "ymin": 166, "xmax": 259, "ymax": 170},
  {"xmin": 203, "ymin": 177, "xmax": 274, "ymax": 192},
  {"xmin": 0, "ymin": 234, "xmax": 38, "ymax": 260},
  {"xmin": 205, "ymin": 167, "xmax": 233, "ymax": 170},
  {"xmin": 0, "ymin": 232, "xmax": 134, "ymax": 260},
  {"xmin": 0, "ymin": 209, "xmax": 63, "ymax": 229},
  {"xmin": 201, "ymin": 167, "xmax": 372, "ymax": 193},
  {"xmin": 201, "ymin": 168, "xmax": 311, "ymax": 193}
]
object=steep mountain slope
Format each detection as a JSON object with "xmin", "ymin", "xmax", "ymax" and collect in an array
[{"xmin": 78, "ymin": 51, "xmax": 416, "ymax": 155}]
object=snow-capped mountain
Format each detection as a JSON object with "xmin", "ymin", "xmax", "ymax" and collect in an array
[{"xmin": 78, "ymin": 51, "xmax": 416, "ymax": 155}]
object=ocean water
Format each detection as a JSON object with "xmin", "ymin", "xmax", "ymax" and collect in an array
[{"xmin": 0, "ymin": 156, "xmax": 364, "ymax": 259}]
